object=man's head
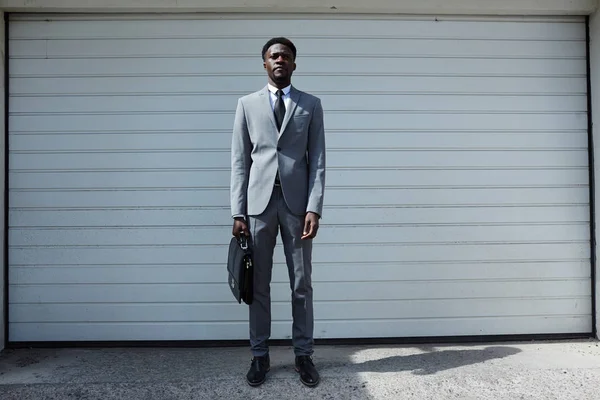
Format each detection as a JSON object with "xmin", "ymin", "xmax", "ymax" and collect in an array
[{"xmin": 262, "ymin": 37, "xmax": 297, "ymax": 89}]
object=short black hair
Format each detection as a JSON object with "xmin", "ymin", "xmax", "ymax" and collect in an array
[{"xmin": 262, "ymin": 37, "xmax": 297, "ymax": 60}]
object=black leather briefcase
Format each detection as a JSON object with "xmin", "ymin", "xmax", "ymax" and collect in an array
[{"xmin": 227, "ymin": 235, "xmax": 254, "ymax": 305}]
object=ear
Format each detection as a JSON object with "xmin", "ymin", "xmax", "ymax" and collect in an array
[
  {"xmin": 263, "ymin": 61, "xmax": 267, "ymax": 70},
  {"xmin": 293, "ymin": 62, "xmax": 297, "ymax": 71}
]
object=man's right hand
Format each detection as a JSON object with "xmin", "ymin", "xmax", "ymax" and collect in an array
[{"xmin": 232, "ymin": 218, "xmax": 250, "ymax": 238}]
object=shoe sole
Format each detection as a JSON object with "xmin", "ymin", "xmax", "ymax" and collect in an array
[
  {"xmin": 295, "ymin": 367, "xmax": 320, "ymax": 387},
  {"xmin": 246, "ymin": 368, "xmax": 270, "ymax": 387}
]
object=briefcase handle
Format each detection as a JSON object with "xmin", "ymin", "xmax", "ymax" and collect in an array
[{"xmin": 239, "ymin": 235, "xmax": 249, "ymax": 250}]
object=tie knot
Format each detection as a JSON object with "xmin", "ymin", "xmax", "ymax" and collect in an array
[{"xmin": 276, "ymin": 90, "xmax": 284, "ymax": 98}]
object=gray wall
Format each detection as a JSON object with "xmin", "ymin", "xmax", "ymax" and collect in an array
[
  {"xmin": 0, "ymin": 0, "xmax": 598, "ymax": 344},
  {"xmin": 590, "ymin": 10, "xmax": 600, "ymax": 339},
  {"xmin": 0, "ymin": 11, "xmax": 5, "ymax": 350}
]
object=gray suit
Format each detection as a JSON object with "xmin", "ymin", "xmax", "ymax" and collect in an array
[{"xmin": 230, "ymin": 85, "xmax": 326, "ymax": 356}]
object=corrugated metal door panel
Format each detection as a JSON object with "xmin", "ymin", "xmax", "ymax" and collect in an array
[{"xmin": 8, "ymin": 14, "xmax": 592, "ymax": 341}]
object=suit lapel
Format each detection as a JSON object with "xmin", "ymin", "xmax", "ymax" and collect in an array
[
  {"xmin": 279, "ymin": 86, "xmax": 300, "ymax": 138},
  {"xmin": 260, "ymin": 86, "xmax": 278, "ymax": 130}
]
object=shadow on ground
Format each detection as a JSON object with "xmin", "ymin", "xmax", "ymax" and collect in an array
[{"xmin": 343, "ymin": 345, "xmax": 522, "ymax": 375}]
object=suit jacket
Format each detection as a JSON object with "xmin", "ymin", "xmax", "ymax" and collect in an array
[{"xmin": 230, "ymin": 85, "xmax": 326, "ymax": 217}]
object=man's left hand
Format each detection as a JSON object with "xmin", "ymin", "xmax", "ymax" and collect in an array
[{"xmin": 302, "ymin": 212, "xmax": 320, "ymax": 240}]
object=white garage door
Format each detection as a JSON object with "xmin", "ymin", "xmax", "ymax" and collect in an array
[{"xmin": 8, "ymin": 14, "xmax": 592, "ymax": 342}]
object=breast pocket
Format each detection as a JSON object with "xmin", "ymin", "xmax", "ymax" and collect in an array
[{"xmin": 292, "ymin": 114, "xmax": 310, "ymax": 132}]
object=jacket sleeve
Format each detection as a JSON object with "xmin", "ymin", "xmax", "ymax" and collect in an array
[
  {"xmin": 305, "ymin": 98, "xmax": 326, "ymax": 217},
  {"xmin": 230, "ymin": 98, "xmax": 252, "ymax": 218}
]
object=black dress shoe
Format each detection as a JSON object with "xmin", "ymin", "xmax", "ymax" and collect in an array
[
  {"xmin": 246, "ymin": 355, "xmax": 270, "ymax": 387},
  {"xmin": 295, "ymin": 356, "xmax": 320, "ymax": 387}
]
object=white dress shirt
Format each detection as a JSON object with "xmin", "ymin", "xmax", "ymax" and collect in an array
[{"xmin": 267, "ymin": 84, "xmax": 292, "ymax": 112}]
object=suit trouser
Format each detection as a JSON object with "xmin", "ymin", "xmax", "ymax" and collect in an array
[{"xmin": 248, "ymin": 185, "xmax": 314, "ymax": 357}]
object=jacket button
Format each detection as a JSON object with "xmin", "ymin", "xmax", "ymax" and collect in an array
[{"xmin": 277, "ymin": 147, "xmax": 282, "ymax": 151}]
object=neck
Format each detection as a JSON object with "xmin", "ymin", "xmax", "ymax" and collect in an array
[{"xmin": 269, "ymin": 79, "xmax": 291, "ymax": 89}]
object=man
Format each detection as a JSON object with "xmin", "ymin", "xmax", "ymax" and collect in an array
[{"xmin": 230, "ymin": 37, "xmax": 326, "ymax": 387}]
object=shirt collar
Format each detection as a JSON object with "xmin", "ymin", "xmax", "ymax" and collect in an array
[{"xmin": 267, "ymin": 84, "xmax": 291, "ymax": 96}]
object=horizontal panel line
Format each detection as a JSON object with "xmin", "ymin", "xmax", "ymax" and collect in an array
[
  {"xmin": 7, "ymin": 259, "xmax": 590, "ymax": 267},
  {"xmin": 8, "ymin": 278, "xmax": 591, "ymax": 287},
  {"xmin": 8, "ymin": 110, "xmax": 590, "ymax": 116},
  {"xmin": 9, "ymin": 204, "xmax": 591, "ymax": 210},
  {"xmin": 10, "ymin": 146, "xmax": 588, "ymax": 152},
  {"xmin": 9, "ymin": 93, "xmax": 589, "ymax": 99},
  {"xmin": 8, "ymin": 35, "xmax": 588, "ymax": 42},
  {"xmin": 11, "ymin": 149, "xmax": 226, "ymax": 154},
  {"xmin": 9, "ymin": 186, "xmax": 591, "ymax": 192},
  {"xmin": 11, "ymin": 188, "xmax": 222, "ymax": 192},
  {"xmin": 8, "ymin": 128, "xmax": 588, "ymax": 134},
  {"xmin": 9, "ymin": 259, "xmax": 590, "ymax": 267},
  {"xmin": 9, "ymin": 92, "xmax": 588, "ymax": 98},
  {"xmin": 9, "ymin": 167, "xmax": 591, "ymax": 173},
  {"xmin": 9, "ymin": 55, "xmax": 587, "ymax": 61},
  {"xmin": 9, "ymin": 184, "xmax": 592, "ymax": 190},
  {"xmin": 7, "ymin": 241, "xmax": 591, "ymax": 249},
  {"xmin": 8, "ymin": 204, "xmax": 590, "ymax": 211},
  {"xmin": 8, "ymin": 222, "xmax": 590, "ymax": 229},
  {"xmin": 7, "ymin": 134, "xmax": 589, "ymax": 140},
  {"xmin": 8, "ymin": 315, "xmax": 592, "ymax": 324},
  {"xmin": 10, "ymin": 296, "xmax": 591, "ymax": 306},
  {"xmin": 7, "ymin": 13, "xmax": 586, "ymax": 21},
  {"xmin": 9, "ymin": 149, "xmax": 590, "ymax": 154},
  {"xmin": 6, "ymin": 320, "xmax": 242, "ymax": 325},
  {"xmin": 10, "ymin": 73, "xmax": 588, "ymax": 79},
  {"xmin": 9, "ymin": 152, "xmax": 591, "ymax": 158}
]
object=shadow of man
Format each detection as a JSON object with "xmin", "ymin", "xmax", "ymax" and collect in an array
[{"xmin": 347, "ymin": 345, "xmax": 522, "ymax": 376}]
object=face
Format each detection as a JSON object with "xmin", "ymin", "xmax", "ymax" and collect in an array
[{"xmin": 263, "ymin": 43, "xmax": 296, "ymax": 88}]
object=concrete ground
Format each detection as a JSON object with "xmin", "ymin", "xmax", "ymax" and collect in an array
[{"xmin": 0, "ymin": 340, "xmax": 598, "ymax": 399}]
